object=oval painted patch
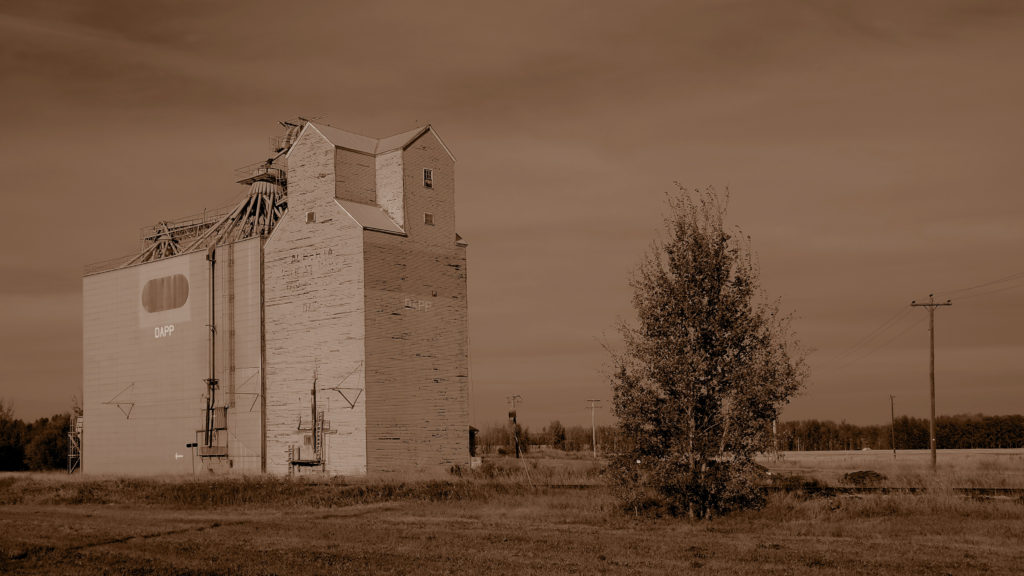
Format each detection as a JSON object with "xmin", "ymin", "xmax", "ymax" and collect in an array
[{"xmin": 141, "ymin": 274, "xmax": 190, "ymax": 313}]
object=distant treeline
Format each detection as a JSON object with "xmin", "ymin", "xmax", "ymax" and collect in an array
[
  {"xmin": 477, "ymin": 414, "xmax": 1024, "ymax": 455},
  {"xmin": 0, "ymin": 400, "xmax": 71, "ymax": 471},
  {"xmin": 6, "ymin": 400, "xmax": 1021, "ymax": 469},
  {"xmin": 477, "ymin": 420, "xmax": 622, "ymax": 455},
  {"xmin": 778, "ymin": 414, "xmax": 1024, "ymax": 451}
]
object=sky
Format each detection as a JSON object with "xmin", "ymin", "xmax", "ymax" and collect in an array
[{"xmin": 1, "ymin": 0, "xmax": 1022, "ymax": 430}]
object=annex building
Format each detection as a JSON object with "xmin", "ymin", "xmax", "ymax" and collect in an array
[{"xmin": 82, "ymin": 121, "xmax": 470, "ymax": 475}]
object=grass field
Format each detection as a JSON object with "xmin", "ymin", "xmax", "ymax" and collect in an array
[
  {"xmin": 1, "ymin": 450, "xmax": 1022, "ymax": 575},
  {"xmin": 762, "ymin": 448, "xmax": 1024, "ymax": 487}
]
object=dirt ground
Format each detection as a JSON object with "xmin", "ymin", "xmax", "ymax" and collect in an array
[{"xmin": 2, "ymin": 485, "xmax": 1023, "ymax": 575}]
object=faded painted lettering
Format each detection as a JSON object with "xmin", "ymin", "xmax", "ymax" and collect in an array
[{"xmin": 404, "ymin": 298, "xmax": 431, "ymax": 311}]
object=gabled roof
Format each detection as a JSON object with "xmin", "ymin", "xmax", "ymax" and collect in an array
[
  {"xmin": 308, "ymin": 122, "xmax": 455, "ymax": 161},
  {"xmin": 335, "ymin": 199, "xmax": 405, "ymax": 235},
  {"xmin": 309, "ymin": 123, "xmax": 380, "ymax": 154},
  {"xmin": 376, "ymin": 125, "xmax": 431, "ymax": 154}
]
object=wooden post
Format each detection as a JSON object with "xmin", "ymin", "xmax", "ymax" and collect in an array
[
  {"xmin": 587, "ymin": 399, "xmax": 601, "ymax": 458},
  {"xmin": 890, "ymin": 395, "xmax": 896, "ymax": 460},
  {"xmin": 911, "ymin": 294, "xmax": 952, "ymax": 472}
]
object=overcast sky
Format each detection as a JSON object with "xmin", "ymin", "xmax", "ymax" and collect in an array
[{"xmin": 1, "ymin": 0, "xmax": 1022, "ymax": 430}]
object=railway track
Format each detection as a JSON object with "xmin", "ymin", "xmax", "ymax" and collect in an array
[
  {"xmin": 538, "ymin": 483, "xmax": 1024, "ymax": 498},
  {"xmin": 762, "ymin": 485, "xmax": 1024, "ymax": 497}
]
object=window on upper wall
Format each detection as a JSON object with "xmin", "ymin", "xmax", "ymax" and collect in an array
[
  {"xmin": 424, "ymin": 213, "xmax": 434, "ymax": 226},
  {"xmin": 423, "ymin": 168, "xmax": 433, "ymax": 189}
]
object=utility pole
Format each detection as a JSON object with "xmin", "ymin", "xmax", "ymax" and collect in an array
[
  {"xmin": 889, "ymin": 395, "xmax": 896, "ymax": 460},
  {"xmin": 586, "ymin": 399, "xmax": 601, "ymax": 458},
  {"xmin": 772, "ymin": 420, "xmax": 779, "ymax": 461},
  {"xmin": 507, "ymin": 395, "xmax": 522, "ymax": 458},
  {"xmin": 911, "ymin": 294, "xmax": 952, "ymax": 472}
]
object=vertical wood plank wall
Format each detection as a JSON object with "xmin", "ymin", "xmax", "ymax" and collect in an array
[
  {"xmin": 364, "ymin": 131, "xmax": 469, "ymax": 472},
  {"xmin": 264, "ymin": 127, "xmax": 368, "ymax": 475},
  {"xmin": 82, "ymin": 238, "xmax": 262, "ymax": 475}
]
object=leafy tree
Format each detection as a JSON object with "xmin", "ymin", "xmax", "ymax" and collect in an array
[
  {"xmin": 512, "ymin": 423, "xmax": 530, "ymax": 455},
  {"xmin": 597, "ymin": 424, "xmax": 621, "ymax": 454},
  {"xmin": 546, "ymin": 420, "xmax": 566, "ymax": 449},
  {"xmin": 565, "ymin": 425, "xmax": 591, "ymax": 452},
  {"xmin": 609, "ymin": 188, "xmax": 806, "ymax": 518},
  {"xmin": 0, "ymin": 399, "xmax": 27, "ymax": 471},
  {"xmin": 476, "ymin": 422, "xmax": 530, "ymax": 455},
  {"xmin": 477, "ymin": 424, "xmax": 509, "ymax": 454},
  {"xmin": 25, "ymin": 414, "xmax": 71, "ymax": 470}
]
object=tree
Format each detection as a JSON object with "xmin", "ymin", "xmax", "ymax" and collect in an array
[
  {"xmin": 565, "ymin": 425, "xmax": 591, "ymax": 452},
  {"xmin": 609, "ymin": 188, "xmax": 806, "ymax": 518},
  {"xmin": 25, "ymin": 414, "xmax": 71, "ymax": 470},
  {"xmin": 513, "ymin": 423, "xmax": 530, "ymax": 455},
  {"xmin": 546, "ymin": 420, "xmax": 567, "ymax": 450},
  {"xmin": 0, "ymin": 399, "xmax": 27, "ymax": 470}
]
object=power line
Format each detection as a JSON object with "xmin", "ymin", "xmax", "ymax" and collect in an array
[
  {"xmin": 951, "ymin": 280, "xmax": 1024, "ymax": 302},
  {"xmin": 939, "ymin": 270, "xmax": 1024, "ymax": 298},
  {"xmin": 818, "ymin": 313, "xmax": 924, "ymax": 375},
  {"xmin": 839, "ymin": 315, "xmax": 926, "ymax": 369},
  {"xmin": 824, "ymin": 306, "xmax": 913, "ymax": 368},
  {"xmin": 819, "ymin": 268, "xmax": 1024, "ymax": 374}
]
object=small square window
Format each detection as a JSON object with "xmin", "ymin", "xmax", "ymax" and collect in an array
[
  {"xmin": 423, "ymin": 168, "xmax": 433, "ymax": 189},
  {"xmin": 306, "ymin": 211, "xmax": 316, "ymax": 224},
  {"xmin": 424, "ymin": 213, "xmax": 434, "ymax": 226}
]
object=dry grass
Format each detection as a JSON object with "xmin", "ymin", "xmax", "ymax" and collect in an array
[
  {"xmin": 1, "ymin": 451, "xmax": 1022, "ymax": 575},
  {"xmin": 761, "ymin": 448, "xmax": 1024, "ymax": 490},
  {"xmin": 0, "ymin": 472, "xmax": 531, "ymax": 509},
  {"xmin": 0, "ymin": 455, "xmax": 603, "ymax": 510}
]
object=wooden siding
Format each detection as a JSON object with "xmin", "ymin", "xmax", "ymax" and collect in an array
[
  {"xmin": 402, "ymin": 131, "xmax": 456, "ymax": 249},
  {"xmin": 265, "ymin": 127, "xmax": 368, "ymax": 475},
  {"xmin": 363, "ymin": 130, "xmax": 469, "ymax": 473},
  {"xmin": 374, "ymin": 150, "xmax": 404, "ymax": 227},
  {"xmin": 82, "ymin": 238, "xmax": 263, "ymax": 475},
  {"xmin": 221, "ymin": 241, "xmax": 263, "ymax": 472},
  {"xmin": 335, "ymin": 148, "xmax": 376, "ymax": 205}
]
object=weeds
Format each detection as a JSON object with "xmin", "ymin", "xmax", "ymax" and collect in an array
[
  {"xmin": 841, "ymin": 470, "xmax": 887, "ymax": 486},
  {"xmin": 0, "ymin": 471, "xmax": 555, "ymax": 509},
  {"xmin": 767, "ymin": 474, "xmax": 836, "ymax": 499},
  {"xmin": 2, "ymin": 450, "xmax": 1019, "ymax": 518},
  {"xmin": 3, "ymin": 452, "xmax": 1021, "ymax": 575}
]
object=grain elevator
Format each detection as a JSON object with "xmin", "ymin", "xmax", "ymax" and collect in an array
[{"xmin": 82, "ymin": 121, "xmax": 470, "ymax": 475}]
